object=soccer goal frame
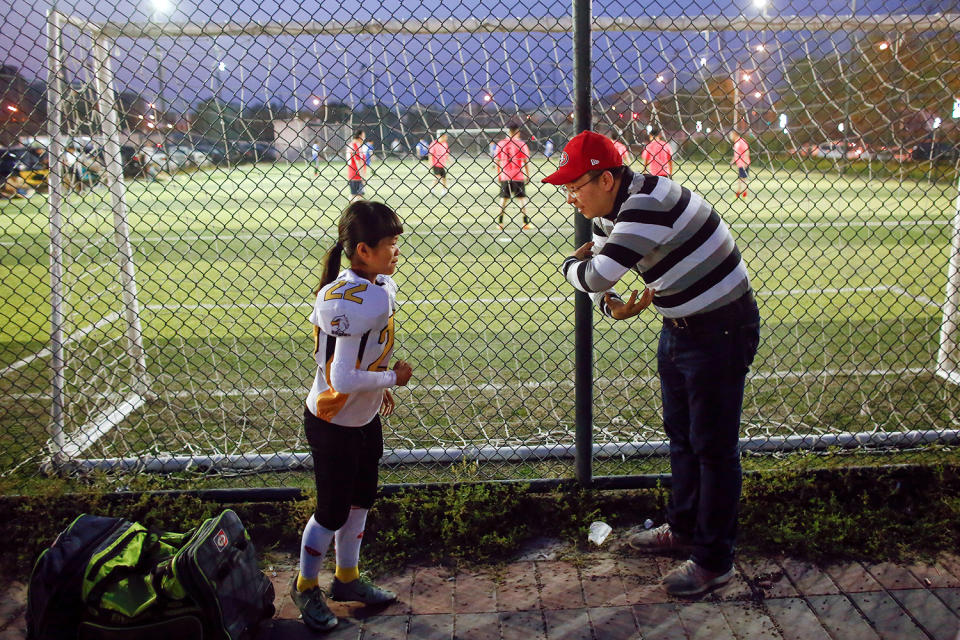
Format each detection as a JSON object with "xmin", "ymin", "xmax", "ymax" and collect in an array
[{"xmin": 42, "ymin": 8, "xmax": 960, "ymax": 475}]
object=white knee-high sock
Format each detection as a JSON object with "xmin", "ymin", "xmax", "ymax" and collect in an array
[
  {"xmin": 334, "ymin": 507, "xmax": 368, "ymax": 575},
  {"xmin": 299, "ymin": 515, "xmax": 336, "ymax": 580}
]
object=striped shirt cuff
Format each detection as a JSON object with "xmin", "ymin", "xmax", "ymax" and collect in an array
[{"xmin": 599, "ymin": 291, "xmax": 623, "ymax": 318}]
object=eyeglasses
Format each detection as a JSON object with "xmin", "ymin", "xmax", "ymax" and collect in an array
[{"xmin": 564, "ymin": 173, "xmax": 601, "ymax": 197}]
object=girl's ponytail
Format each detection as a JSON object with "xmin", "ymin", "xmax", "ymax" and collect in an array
[{"xmin": 316, "ymin": 241, "xmax": 343, "ymax": 295}]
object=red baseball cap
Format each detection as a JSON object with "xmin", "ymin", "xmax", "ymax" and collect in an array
[{"xmin": 542, "ymin": 130, "xmax": 623, "ymax": 185}]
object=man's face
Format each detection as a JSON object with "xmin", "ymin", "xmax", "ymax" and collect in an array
[{"xmin": 564, "ymin": 171, "xmax": 617, "ymax": 219}]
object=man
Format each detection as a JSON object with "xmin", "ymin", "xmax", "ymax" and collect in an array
[
  {"xmin": 311, "ymin": 143, "xmax": 322, "ymax": 176},
  {"xmin": 346, "ymin": 129, "xmax": 367, "ymax": 203},
  {"xmin": 544, "ymin": 139, "xmax": 555, "ymax": 159},
  {"xmin": 543, "ymin": 131, "xmax": 760, "ymax": 597},
  {"xmin": 494, "ymin": 123, "xmax": 531, "ymax": 229},
  {"xmin": 416, "ymin": 138, "xmax": 429, "ymax": 162},
  {"xmin": 730, "ymin": 130, "xmax": 750, "ymax": 198},
  {"xmin": 428, "ymin": 133, "xmax": 450, "ymax": 195},
  {"xmin": 641, "ymin": 127, "xmax": 673, "ymax": 178}
]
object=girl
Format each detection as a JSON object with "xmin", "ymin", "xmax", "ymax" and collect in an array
[{"xmin": 291, "ymin": 201, "xmax": 413, "ymax": 632}]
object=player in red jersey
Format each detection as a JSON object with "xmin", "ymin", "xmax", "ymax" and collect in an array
[
  {"xmin": 428, "ymin": 133, "xmax": 450, "ymax": 195},
  {"xmin": 641, "ymin": 128, "xmax": 674, "ymax": 178},
  {"xmin": 346, "ymin": 129, "xmax": 367, "ymax": 203},
  {"xmin": 494, "ymin": 123, "xmax": 532, "ymax": 229}
]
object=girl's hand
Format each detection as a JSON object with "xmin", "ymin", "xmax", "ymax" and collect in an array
[
  {"xmin": 605, "ymin": 288, "xmax": 655, "ymax": 320},
  {"xmin": 572, "ymin": 241, "xmax": 594, "ymax": 261},
  {"xmin": 380, "ymin": 389, "xmax": 395, "ymax": 417},
  {"xmin": 393, "ymin": 360, "xmax": 413, "ymax": 386}
]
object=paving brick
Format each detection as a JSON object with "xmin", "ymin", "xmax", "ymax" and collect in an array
[
  {"xmin": 764, "ymin": 598, "xmax": 832, "ymax": 640},
  {"xmin": 500, "ymin": 610, "xmax": 546, "ymax": 640},
  {"xmin": 633, "ymin": 603, "xmax": 684, "ymax": 640},
  {"xmin": 362, "ymin": 614, "xmax": 409, "ymax": 640},
  {"xmin": 888, "ymin": 589, "xmax": 960, "ymax": 640},
  {"xmin": 708, "ymin": 570, "xmax": 753, "ymax": 602},
  {"xmin": 0, "ymin": 583, "xmax": 27, "ymax": 626},
  {"xmin": 453, "ymin": 612, "xmax": 500, "ymax": 640},
  {"xmin": 848, "ymin": 591, "xmax": 928, "ymax": 640},
  {"xmin": 619, "ymin": 557, "xmax": 669, "ymax": 604},
  {"xmin": 676, "ymin": 601, "xmax": 738, "ymax": 640},
  {"xmin": 932, "ymin": 588, "xmax": 960, "ymax": 617},
  {"xmin": 805, "ymin": 594, "xmax": 882, "ymax": 640},
  {"xmin": 718, "ymin": 601, "xmax": 782, "ymax": 639},
  {"xmin": 537, "ymin": 561, "xmax": 585, "ymax": 610},
  {"xmin": 412, "ymin": 566, "xmax": 455, "ymax": 614},
  {"xmin": 455, "ymin": 570, "xmax": 498, "ymax": 613},
  {"xmin": 580, "ymin": 557, "xmax": 628, "ymax": 607},
  {"xmin": 821, "ymin": 562, "xmax": 884, "ymax": 593},
  {"xmin": 497, "ymin": 562, "xmax": 540, "ymax": 612},
  {"xmin": 407, "ymin": 613, "xmax": 454, "ymax": 640},
  {"xmin": 587, "ymin": 606, "xmax": 638, "ymax": 638},
  {"xmin": 937, "ymin": 555, "xmax": 960, "ymax": 583},
  {"xmin": 863, "ymin": 562, "xmax": 925, "ymax": 591},
  {"xmin": 737, "ymin": 557, "xmax": 799, "ymax": 599},
  {"xmin": 778, "ymin": 559, "xmax": 839, "ymax": 596},
  {"xmin": 376, "ymin": 568, "xmax": 415, "ymax": 616},
  {"xmin": 906, "ymin": 561, "xmax": 960, "ymax": 589},
  {"xmin": 544, "ymin": 609, "xmax": 591, "ymax": 640}
]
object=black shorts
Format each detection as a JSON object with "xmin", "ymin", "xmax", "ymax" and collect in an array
[
  {"xmin": 432, "ymin": 166, "xmax": 447, "ymax": 177},
  {"xmin": 499, "ymin": 180, "xmax": 526, "ymax": 198},
  {"xmin": 304, "ymin": 408, "xmax": 383, "ymax": 530},
  {"xmin": 420, "ymin": 155, "xmax": 429, "ymax": 162},
  {"xmin": 348, "ymin": 179, "xmax": 365, "ymax": 196},
  {"xmin": 737, "ymin": 167, "xmax": 749, "ymax": 179}
]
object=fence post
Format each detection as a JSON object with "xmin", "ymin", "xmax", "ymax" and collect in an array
[{"xmin": 573, "ymin": 0, "xmax": 593, "ymax": 487}]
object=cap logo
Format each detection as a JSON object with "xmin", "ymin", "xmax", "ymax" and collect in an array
[
  {"xmin": 558, "ymin": 151, "xmax": 569, "ymax": 167},
  {"xmin": 590, "ymin": 159, "xmax": 599, "ymax": 166}
]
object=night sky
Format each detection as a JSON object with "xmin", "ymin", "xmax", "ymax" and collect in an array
[{"xmin": 2, "ymin": 0, "xmax": 956, "ymax": 113}]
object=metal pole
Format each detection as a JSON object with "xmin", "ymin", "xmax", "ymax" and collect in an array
[
  {"xmin": 573, "ymin": 0, "xmax": 593, "ymax": 487},
  {"xmin": 46, "ymin": 8, "xmax": 67, "ymax": 467},
  {"xmin": 92, "ymin": 35, "xmax": 149, "ymax": 397}
]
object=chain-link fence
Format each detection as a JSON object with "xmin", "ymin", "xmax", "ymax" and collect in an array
[{"xmin": 1, "ymin": 1, "xmax": 958, "ymax": 493}]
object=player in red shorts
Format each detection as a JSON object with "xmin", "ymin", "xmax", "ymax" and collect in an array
[{"xmin": 494, "ymin": 123, "xmax": 532, "ymax": 229}]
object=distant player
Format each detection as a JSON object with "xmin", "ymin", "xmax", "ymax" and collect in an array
[
  {"xmin": 730, "ymin": 130, "xmax": 750, "ymax": 198},
  {"xmin": 346, "ymin": 129, "xmax": 367, "ymax": 203},
  {"xmin": 416, "ymin": 138, "xmax": 429, "ymax": 162},
  {"xmin": 611, "ymin": 131, "xmax": 631, "ymax": 165},
  {"xmin": 311, "ymin": 143, "xmax": 322, "ymax": 176},
  {"xmin": 641, "ymin": 128, "xmax": 673, "ymax": 178},
  {"xmin": 489, "ymin": 141, "xmax": 497, "ymax": 158},
  {"xmin": 544, "ymin": 139, "xmax": 554, "ymax": 158},
  {"xmin": 494, "ymin": 123, "xmax": 531, "ymax": 229},
  {"xmin": 428, "ymin": 133, "xmax": 450, "ymax": 195}
]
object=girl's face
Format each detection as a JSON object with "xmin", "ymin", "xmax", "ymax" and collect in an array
[{"xmin": 356, "ymin": 234, "xmax": 401, "ymax": 277}]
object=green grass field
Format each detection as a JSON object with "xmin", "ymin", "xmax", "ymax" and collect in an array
[{"xmin": 1, "ymin": 153, "xmax": 958, "ymax": 485}]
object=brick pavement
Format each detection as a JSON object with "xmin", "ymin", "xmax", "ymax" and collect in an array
[{"xmin": 3, "ymin": 545, "xmax": 960, "ymax": 639}]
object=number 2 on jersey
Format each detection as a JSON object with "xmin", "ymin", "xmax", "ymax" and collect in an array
[
  {"xmin": 324, "ymin": 280, "xmax": 367, "ymax": 304},
  {"xmin": 368, "ymin": 314, "xmax": 394, "ymax": 371}
]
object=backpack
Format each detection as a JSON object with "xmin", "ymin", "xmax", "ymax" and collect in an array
[{"xmin": 27, "ymin": 509, "xmax": 275, "ymax": 640}]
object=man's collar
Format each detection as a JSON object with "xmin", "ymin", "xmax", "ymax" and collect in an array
[{"xmin": 603, "ymin": 167, "xmax": 634, "ymax": 220}]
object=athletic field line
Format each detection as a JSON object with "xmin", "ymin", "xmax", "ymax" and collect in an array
[
  {"xmin": 128, "ymin": 218, "xmax": 951, "ymax": 245},
  {"xmin": 3, "ymin": 366, "xmax": 934, "ymax": 403},
  {"xmin": 2, "ymin": 285, "xmax": 943, "ymax": 380},
  {"xmin": 139, "ymin": 285, "xmax": 939, "ymax": 313}
]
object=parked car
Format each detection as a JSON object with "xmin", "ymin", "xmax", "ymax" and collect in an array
[
  {"xmin": 0, "ymin": 147, "xmax": 50, "ymax": 190},
  {"xmin": 911, "ymin": 140, "xmax": 959, "ymax": 165},
  {"xmin": 82, "ymin": 144, "xmax": 144, "ymax": 178},
  {"xmin": 190, "ymin": 139, "xmax": 227, "ymax": 165},
  {"xmin": 162, "ymin": 145, "xmax": 210, "ymax": 171},
  {"xmin": 811, "ymin": 143, "xmax": 844, "ymax": 159}
]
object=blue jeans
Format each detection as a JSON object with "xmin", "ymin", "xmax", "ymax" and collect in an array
[{"xmin": 657, "ymin": 293, "xmax": 760, "ymax": 573}]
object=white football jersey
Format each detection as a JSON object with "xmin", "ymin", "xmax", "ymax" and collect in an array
[{"xmin": 306, "ymin": 269, "xmax": 398, "ymax": 426}]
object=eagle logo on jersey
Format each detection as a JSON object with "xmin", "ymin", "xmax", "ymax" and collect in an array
[
  {"xmin": 559, "ymin": 151, "xmax": 569, "ymax": 167},
  {"xmin": 330, "ymin": 314, "xmax": 349, "ymax": 336}
]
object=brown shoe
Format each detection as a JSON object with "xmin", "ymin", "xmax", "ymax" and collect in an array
[{"xmin": 627, "ymin": 524, "xmax": 692, "ymax": 552}]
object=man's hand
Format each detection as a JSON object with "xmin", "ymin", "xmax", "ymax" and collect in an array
[
  {"xmin": 605, "ymin": 288, "xmax": 655, "ymax": 320},
  {"xmin": 572, "ymin": 241, "xmax": 594, "ymax": 261}
]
